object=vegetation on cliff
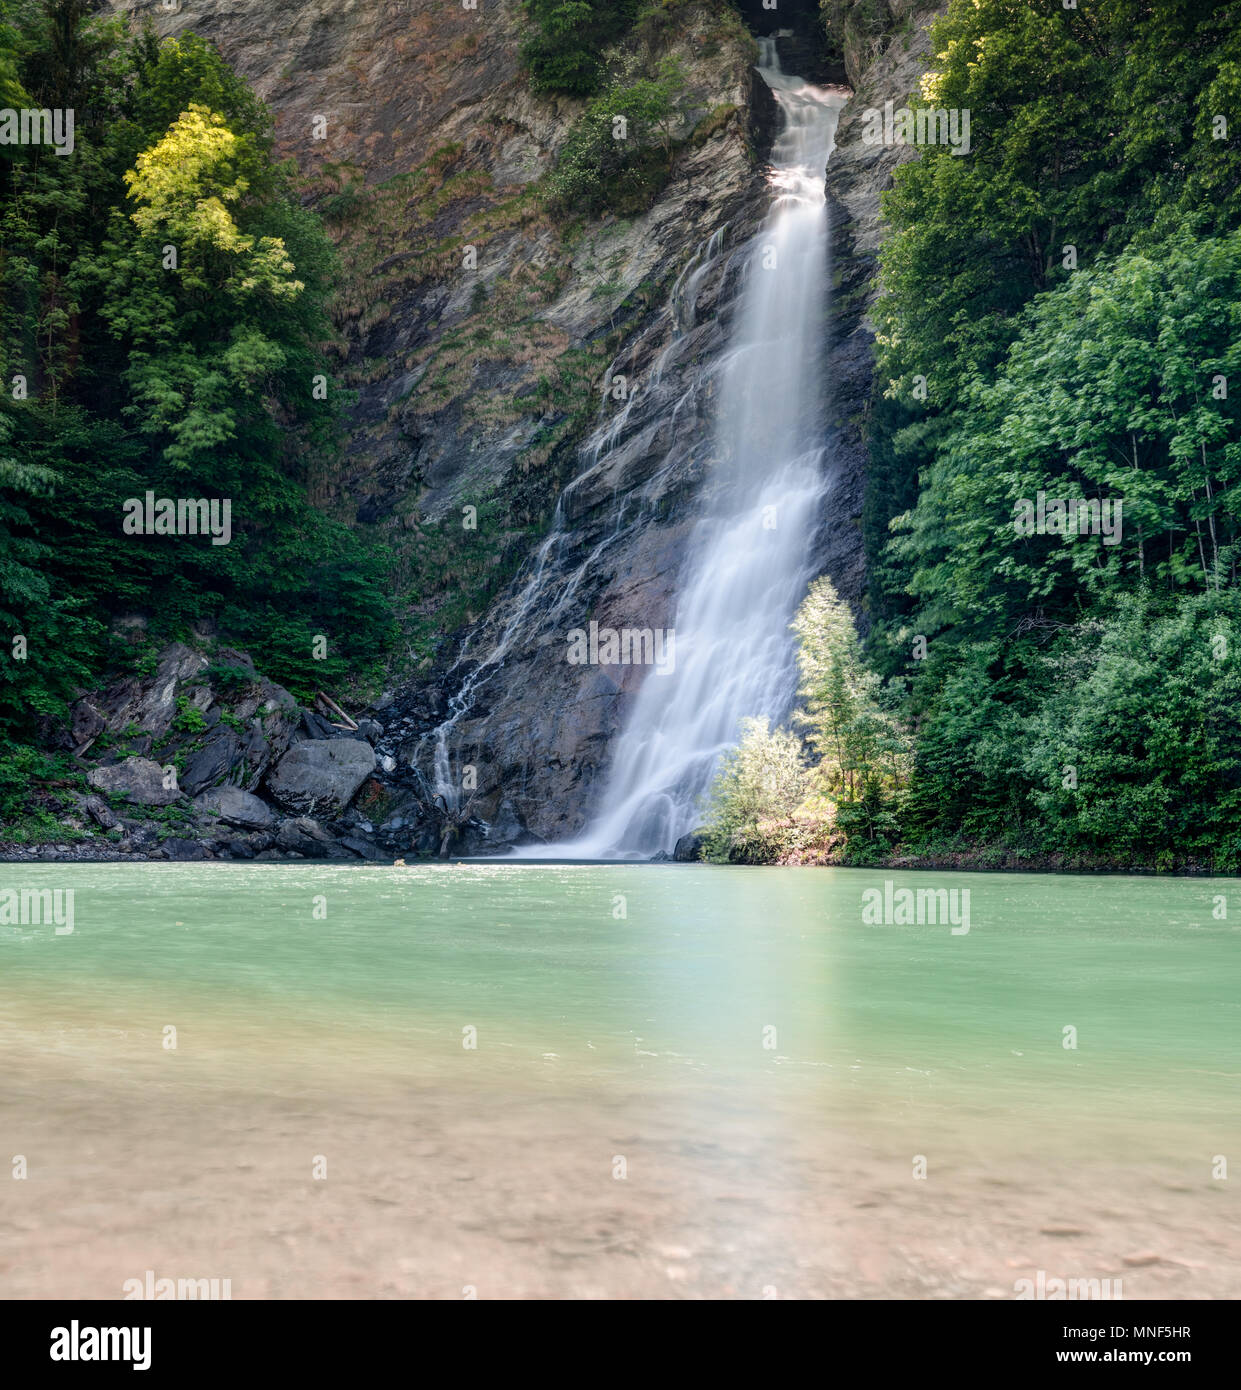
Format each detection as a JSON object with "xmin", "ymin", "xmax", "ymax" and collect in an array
[{"xmin": 0, "ymin": 0, "xmax": 395, "ymax": 748}]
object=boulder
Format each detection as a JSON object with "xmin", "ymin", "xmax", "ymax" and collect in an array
[
  {"xmin": 673, "ymin": 832, "xmax": 705, "ymax": 863},
  {"xmin": 233, "ymin": 713, "xmax": 298, "ymax": 792},
  {"xmin": 155, "ymin": 837, "xmax": 209, "ymax": 861},
  {"xmin": 194, "ymin": 785, "xmax": 275, "ymax": 830},
  {"xmin": 274, "ymin": 817, "xmax": 338, "ymax": 858},
  {"xmin": 265, "ymin": 739, "xmax": 376, "ymax": 816},
  {"xmin": 338, "ymin": 834, "xmax": 388, "ymax": 861},
  {"xmin": 180, "ymin": 731, "xmax": 242, "ymax": 795},
  {"xmin": 88, "ymin": 757, "xmax": 182, "ymax": 807},
  {"xmin": 82, "ymin": 795, "xmax": 118, "ymax": 830}
]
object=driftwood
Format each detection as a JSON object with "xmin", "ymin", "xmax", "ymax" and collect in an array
[{"xmin": 314, "ymin": 690, "xmax": 358, "ymax": 730}]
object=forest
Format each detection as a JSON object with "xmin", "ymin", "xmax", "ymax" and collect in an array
[{"xmin": 706, "ymin": 0, "xmax": 1241, "ymax": 870}]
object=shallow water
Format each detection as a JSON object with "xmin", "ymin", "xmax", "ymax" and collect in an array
[{"xmin": 1, "ymin": 863, "xmax": 1238, "ymax": 1298}]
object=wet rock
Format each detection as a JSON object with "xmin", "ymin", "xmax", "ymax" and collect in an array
[
  {"xmin": 339, "ymin": 835, "xmax": 388, "ymax": 861},
  {"xmin": 155, "ymin": 837, "xmax": 209, "ymax": 861},
  {"xmin": 88, "ymin": 757, "xmax": 182, "ymax": 807},
  {"xmin": 82, "ymin": 795, "xmax": 119, "ymax": 831},
  {"xmin": 673, "ymin": 832, "xmax": 705, "ymax": 862},
  {"xmin": 193, "ymin": 786, "xmax": 275, "ymax": 830},
  {"xmin": 483, "ymin": 797, "xmax": 525, "ymax": 847},
  {"xmin": 274, "ymin": 817, "xmax": 339, "ymax": 858},
  {"xmin": 265, "ymin": 739, "xmax": 376, "ymax": 817},
  {"xmin": 179, "ymin": 731, "xmax": 242, "ymax": 796}
]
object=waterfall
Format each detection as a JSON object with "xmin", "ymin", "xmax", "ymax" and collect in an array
[{"xmin": 567, "ymin": 42, "xmax": 847, "ymax": 858}]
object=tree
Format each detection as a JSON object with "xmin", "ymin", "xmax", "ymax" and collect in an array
[
  {"xmin": 791, "ymin": 576, "xmax": 906, "ymax": 799},
  {"xmin": 699, "ymin": 717, "xmax": 809, "ymax": 859},
  {"xmin": 544, "ymin": 58, "xmax": 689, "ymax": 217},
  {"xmin": 520, "ymin": 0, "xmax": 640, "ymax": 97}
]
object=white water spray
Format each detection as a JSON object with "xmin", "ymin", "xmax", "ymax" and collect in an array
[{"xmin": 567, "ymin": 43, "xmax": 847, "ymax": 858}]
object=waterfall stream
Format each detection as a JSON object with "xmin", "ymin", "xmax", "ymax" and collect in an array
[{"xmin": 567, "ymin": 43, "xmax": 847, "ymax": 857}]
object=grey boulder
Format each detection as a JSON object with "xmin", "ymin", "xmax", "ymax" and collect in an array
[
  {"xmin": 274, "ymin": 817, "xmax": 338, "ymax": 858},
  {"xmin": 265, "ymin": 739, "xmax": 375, "ymax": 816},
  {"xmin": 194, "ymin": 785, "xmax": 275, "ymax": 830},
  {"xmin": 87, "ymin": 757, "xmax": 182, "ymax": 807}
]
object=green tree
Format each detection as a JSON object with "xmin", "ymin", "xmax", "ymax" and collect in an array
[
  {"xmin": 544, "ymin": 58, "xmax": 689, "ymax": 217},
  {"xmin": 520, "ymin": 0, "xmax": 640, "ymax": 97},
  {"xmin": 791, "ymin": 576, "xmax": 906, "ymax": 799},
  {"xmin": 700, "ymin": 717, "xmax": 809, "ymax": 859}
]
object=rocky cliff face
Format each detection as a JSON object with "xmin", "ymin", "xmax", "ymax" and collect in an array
[
  {"xmin": 817, "ymin": 0, "xmax": 942, "ymax": 615},
  {"xmin": 91, "ymin": 0, "xmax": 944, "ymax": 859}
]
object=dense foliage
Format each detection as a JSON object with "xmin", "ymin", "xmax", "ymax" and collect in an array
[
  {"xmin": 544, "ymin": 56, "xmax": 690, "ymax": 216},
  {"xmin": 520, "ymin": 1, "xmax": 642, "ymax": 97},
  {"xmin": 0, "ymin": 0, "xmax": 395, "ymax": 743},
  {"xmin": 858, "ymin": 0, "xmax": 1241, "ymax": 867}
]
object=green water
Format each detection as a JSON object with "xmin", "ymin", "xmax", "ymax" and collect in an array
[
  {"xmin": 4, "ymin": 862, "xmax": 1239, "ymax": 1125},
  {"xmin": 4, "ymin": 862, "xmax": 1240, "ymax": 1298}
]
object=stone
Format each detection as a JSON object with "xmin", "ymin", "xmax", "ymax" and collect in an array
[
  {"xmin": 484, "ymin": 797, "xmax": 524, "ymax": 846},
  {"xmin": 70, "ymin": 699, "xmax": 106, "ymax": 749},
  {"xmin": 266, "ymin": 739, "xmax": 376, "ymax": 817},
  {"xmin": 274, "ymin": 817, "xmax": 338, "ymax": 858},
  {"xmin": 339, "ymin": 835, "xmax": 388, "ymax": 861},
  {"xmin": 97, "ymin": 643, "xmax": 209, "ymax": 738},
  {"xmin": 673, "ymin": 832, "xmax": 705, "ymax": 862},
  {"xmin": 299, "ymin": 710, "xmax": 343, "ymax": 741},
  {"xmin": 87, "ymin": 757, "xmax": 182, "ymax": 807},
  {"xmin": 193, "ymin": 786, "xmax": 275, "ymax": 830},
  {"xmin": 179, "ymin": 731, "xmax": 241, "ymax": 795},
  {"xmin": 82, "ymin": 795, "xmax": 118, "ymax": 830},
  {"xmin": 156, "ymin": 837, "xmax": 208, "ymax": 861}
]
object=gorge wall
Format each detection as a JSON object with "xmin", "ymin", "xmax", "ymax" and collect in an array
[{"xmin": 104, "ymin": 0, "xmax": 943, "ymax": 856}]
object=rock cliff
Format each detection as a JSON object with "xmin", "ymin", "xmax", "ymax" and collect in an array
[{"xmin": 73, "ymin": 0, "xmax": 945, "ymax": 860}]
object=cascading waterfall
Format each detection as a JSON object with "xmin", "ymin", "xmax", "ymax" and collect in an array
[
  {"xmin": 420, "ymin": 218, "xmax": 734, "ymax": 817},
  {"xmin": 569, "ymin": 42, "xmax": 847, "ymax": 858}
]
